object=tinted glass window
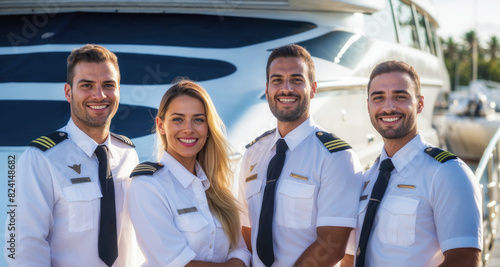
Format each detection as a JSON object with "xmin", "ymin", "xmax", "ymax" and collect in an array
[
  {"xmin": 0, "ymin": 12, "xmax": 316, "ymax": 48},
  {"xmin": 393, "ymin": 0, "xmax": 419, "ymax": 49},
  {"xmin": 363, "ymin": 0, "xmax": 397, "ymax": 43},
  {"xmin": 416, "ymin": 11, "xmax": 432, "ymax": 54}
]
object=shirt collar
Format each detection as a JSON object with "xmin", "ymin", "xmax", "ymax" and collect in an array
[
  {"xmin": 270, "ymin": 116, "xmax": 315, "ymax": 152},
  {"xmin": 66, "ymin": 118, "xmax": 112, "ymax": 159},
  {"xmin": 162, "ymin": 151, "xmax": 209, "ymax": 190},
  {"xmin": 380, "ymin": 133, "xmax": 424, "ymax": 173}
]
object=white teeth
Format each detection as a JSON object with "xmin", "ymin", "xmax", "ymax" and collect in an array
[
  {"xmin": 382, "ymin": 117, "xmax": 399, "ymax": 122},
  {"xmin": 89, "ymin": 105, "xmax": 106, "ymax": 110},
  {"xmin": 279, "ymin": 99, "xmax": 296, "ymax": 103},
  {"xmin": 179, "ymin": 138, "xmax": 196, "ymax": 144}
]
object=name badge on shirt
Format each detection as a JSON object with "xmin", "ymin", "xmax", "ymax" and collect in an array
[
  {"xmin": 178, "ymin": 207, "xmax": 198, "ymax": 215},
  {"xmin": 70, "ymin": 177, "xmax": 91, "ymax": 184},
  {"xmin": 398, "ymin": 184, "xmax": 416, "ymax": 189},
  {"xmin": 245, "ymin": 174, "xmax": 257, "ymax": 182},
  {"xmin": 290, "ymin": 173, "xmax": 308, "ymax": 181}
]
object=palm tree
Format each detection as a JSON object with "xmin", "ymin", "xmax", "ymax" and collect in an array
[
  {"xmin": 463, "ymin": 30, "xmax": 479, "ymax": 81},
  {"xmin": 487, "ymin": 36, "xmax": 499, "ymax": 61}
]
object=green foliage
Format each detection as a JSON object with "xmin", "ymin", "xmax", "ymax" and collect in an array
[{"xmin": 441, "ymin": 30, "xmax": 500, "ymax": 90}]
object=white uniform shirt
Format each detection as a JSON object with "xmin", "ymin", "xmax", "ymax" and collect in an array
[
  {"xmin": 7, "ymin": 119, "xmax": 142, "ymax": 266},
  {"xmin": 239, "ymin": 117, "xmax": 363, "ymax": 266},
  {"xmin": 128, "ymin": 151, "xmax": 251, "ymax": 267},
  {"xmin": 353, "ymin": 133, "xmax": 482, "ymax": 266}
]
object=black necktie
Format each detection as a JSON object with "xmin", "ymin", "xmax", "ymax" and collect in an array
[
  {"xmin": 257, "ymin": 138, "xmax": 288, "ymax": 267},
  {"xmin": 356, "ymin": 159, "xmax": 395, "ymax": 267},
  {"xmin": 94, "ymin": 145, "xmax": 118, "ymax": 267}
]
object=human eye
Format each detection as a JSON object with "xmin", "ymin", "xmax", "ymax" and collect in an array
[
  {"xmin": 271, "ymin": 77, "xmax": 282, "ymax": 84},
  {"xmin": 194, "ymin": 118, "xmax": 205, "ymax": 123},
  {"xmin": 172, "ymin": 117, "xmax": 183, "ymax": 123},
  {"xmin": 80, "ymin": 83, "xmax": 92, "ymax": 89},
  {"xmin": 104, "ymin": 83, "xmax": 116, "ymax": 89},
  {"xmin": 292, "ymin": 77, "xmax": 304, "ymax": 83}
]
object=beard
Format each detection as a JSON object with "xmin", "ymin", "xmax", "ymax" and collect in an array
[
  {"xmin": 371, "ymin": 112, "xmax": 416, "ymax": 139},
  {"xmin": 269, "ymin": 93, "xmax": 309, "ymax": 122}
]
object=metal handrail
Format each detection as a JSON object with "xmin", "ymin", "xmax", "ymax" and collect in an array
[{"xmin": 475, "ymin": 126, "xmax": 500, "ymax": 179}]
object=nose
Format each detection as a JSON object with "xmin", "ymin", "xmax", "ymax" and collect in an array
[
  {"xmin": 91, "ymin": 86, "xmax": 106, "ymax": 100},
  {"xmin": 382, "ymin": 98, "xmax": 396, "ymax": 112},
  {"xmin": 183, "ymin": 121, "xmax": 194, "ymax": 133},
  {"xmin": 281, "ymin": 79, "xmax": 294, "ymax": 93}
]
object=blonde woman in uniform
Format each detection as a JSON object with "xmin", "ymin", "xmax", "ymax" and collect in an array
[{"xmin": 128, "ymin": 80, "xmax": 250, "ymax": 267}]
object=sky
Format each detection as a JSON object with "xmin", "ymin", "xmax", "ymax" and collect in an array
[{"xmin": 433, "ymin": 0, "xmax": 500, "ymax": 46}]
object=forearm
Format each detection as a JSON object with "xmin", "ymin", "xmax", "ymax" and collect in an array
[
  {"xmin": 294, "ymin": 226, "xmax": 351, "ymax": 267},
  {"xmin": 340, "ymin": 254, "xmax": 354, "ymax": 267},
  {"xmin": 438, "ymin": 248, "xmax": 480, "ymax": 267},
  {"xmin": 186, "ymin": 258, "xmax": 246, "ymax": 267}
]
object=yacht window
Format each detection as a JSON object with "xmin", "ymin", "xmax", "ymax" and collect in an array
[
  {"xmin": 416, "ymin": 10, "xmax": 432, "ymax": 54},
  {"xmin": 363, "ymin": 0, "xmax": 397, "ymax": 43},
  {"xmin": 392, "ymin": 0, "xmax": 419, "ymax": 49}
]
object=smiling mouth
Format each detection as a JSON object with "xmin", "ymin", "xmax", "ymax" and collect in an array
[
  {"xmin": 88, "ymin": 105, "xmax": 108, "ymax": 110},
  {"xmin": 381, "ymin": 117, "xmax": 401, "ymax": 122},
  {"xmin": 278, "ymin": 98, "xmax": 297, "ymax": 103},
  {"xmin": 179, "ymin": 138, "xmax": 197, "ymax": 144}
]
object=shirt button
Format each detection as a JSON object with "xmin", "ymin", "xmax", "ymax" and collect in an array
[
  {"xmin": 211, "ymin": 231, "xmax": 214, "ymax": 235},
  {"xmin": 209, "ymin": 244, "xmax": 212, "ymax": 249}
]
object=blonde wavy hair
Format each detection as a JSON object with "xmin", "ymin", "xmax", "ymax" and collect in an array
[{"xmin": 155, "ymin": 79, "xmax": 240, "ymax": 247}]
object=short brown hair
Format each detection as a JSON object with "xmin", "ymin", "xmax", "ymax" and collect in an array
[
  {"xmin": 66, "ymin": 44, "xmax": 120, "ymax": 86},
  {"xmin": 266, "ymin": 44, "xmax": 315, "ymax": 84},
  {"xmin": 367, "ymin": 60, "xmax": 421, "ymax": 96}
]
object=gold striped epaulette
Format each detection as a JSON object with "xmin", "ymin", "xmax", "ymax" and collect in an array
[
  {"xmin": 111, "ymin": 132, "xmax": 135, "ymax": 147},
  {"xmin": 28, "ymin": 131, "xmax": 68, "ymax": 151},
  {"xmin": 130, "ymin": 162, "xmax": 164, "ymax": 178},
  {"xmin": 245, "ymin": 129, "xmax": 276, "ymax": 149},
  {"xmin": 315, "ymin": 131, "xmax": 352, "ymax": 153},
  {"xmin": 424, "ymin": 147, "xmax": 457, "ymax": 163}
]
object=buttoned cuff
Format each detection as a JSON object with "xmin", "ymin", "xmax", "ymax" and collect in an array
[
  {"xmin": 166, "ymin": 246, "xmax": 196, "ymax": 267},
  {"xmin": 228, "ymin": 247, "xmax": 252, "ymax": 267},
  {"xmin": 440, "ymin": 236, "xmax": 482, "ymax": 253},
  {"xmin": 317, "ymin": 217, "xmax": 356, "ymax": 228}
]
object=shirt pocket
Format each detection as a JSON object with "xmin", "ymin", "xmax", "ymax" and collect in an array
[
  {"xmin": 276, "ymin": 179, "xmax": 316, "ymax": 229},
  {"xmin": 245, "ymin": 178, "xmax": 263, "ymax": 212},
  {"xmin": 63, "ymin": 182, "xmax": 102, "ymax": 233},
  {"xmin": 376, "ymin": 195, "xmax": 419, "ymax": 246},
  {"xmin": 175, "ymin": 212, "xmax": 209, "ymax": 233}
]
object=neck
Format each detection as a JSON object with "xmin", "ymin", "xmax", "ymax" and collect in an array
[
  {"xmin": 72, "ymin": 118, "xmax": 110, "ymax": 144},
  {"xmin": 383, "ymin": 132, "xmax": 418, "ymax": 157},
  {"xmin": 277, "ymin": 116, "xmax": 308, "ymax": 137}
]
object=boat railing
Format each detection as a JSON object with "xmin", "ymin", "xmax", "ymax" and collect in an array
[{"xmin": 475, "ymin": 125, "xmax": 500, "ymax": 266}]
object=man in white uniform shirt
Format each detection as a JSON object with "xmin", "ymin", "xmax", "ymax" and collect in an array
[
  {"xmin": 341, "ymin": 60, "xmax": 482, "ymax": 267},
  {"xmin": 239, "ymin": 44, "xmax": 363, "ymax": 266},
  {"xmin": 5, "ymin": 44, "xmax": 143, "ymax": 266}
]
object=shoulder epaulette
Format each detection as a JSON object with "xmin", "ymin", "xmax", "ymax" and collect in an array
[
  {"xmin": 130, "ymin": 162, "xmax": 164, "ymax": 178},
  {"xmin": 111, "ymin": 132, "xmax": 135, "ymax": 147},
  {"xmin": 424, "ymin": 147, "xmax": 457, "ymax": 163},
  {"xmin": 245, "ymin": 129, "xmax": 276, "ymax": 149},
  {"xmin": 315, "ymin": 131, "xmax": 352, "ymax": 153},
  {"xmin": 28, "ymin": 131, "xmax": 68, "ymax": 151}
]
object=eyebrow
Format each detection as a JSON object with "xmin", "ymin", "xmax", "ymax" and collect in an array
[
  {"xmin": 270, "ymin": 73, "xmax": 305, "ymax": 79},
  {"xmin": 76, "ymin": 79, "xmax": 117, "ymax": 84},
  {"xmin": 169, "ymin": 113, "xmax": 206, "ymax": 117},
  {"xmin": 370, "ymin": 89, "xmax": 410, "ymax": 97}
]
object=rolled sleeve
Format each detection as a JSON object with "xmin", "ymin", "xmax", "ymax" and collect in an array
[
  {"xmin": 128, "ymin": 177, "xmax": 196, "ymax": 266},
  {"xmin": 433, "ymin": 161, "xmax": 483, "ymax": 252},
  {"xmin": 316, "ymin": 150, "xmax": 363, "ymax": 228}
]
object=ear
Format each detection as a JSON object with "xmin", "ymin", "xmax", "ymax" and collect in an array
[
  {"xmin": 310, "ymin": 81, "xmax": 317, "ymax": 99},
  {"xmin": 156, "ymin": 117, "xmax": 165, "ymax": 135},
  {"xmin": 417, "ymin": 95, "xmax": 424, "ymax": 114},
  {"xmin": 265, "ymin": 83, "xmax": 269, "ymax": 101},
  {"xmin": 64, "ymin": 83, "xmax": 72, "ymax": 103}
]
